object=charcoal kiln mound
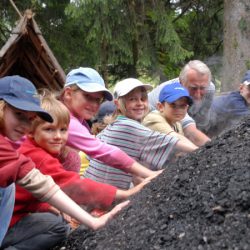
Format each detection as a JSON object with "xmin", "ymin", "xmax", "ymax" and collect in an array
[{"xmin": 53, "ymin": 116, "xmax": 250, "ymax": 250}]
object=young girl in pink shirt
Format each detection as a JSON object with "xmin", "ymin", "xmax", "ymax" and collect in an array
[{"xmin": 59, "ymin": 67, "xmax": 162, "ymax": 181}]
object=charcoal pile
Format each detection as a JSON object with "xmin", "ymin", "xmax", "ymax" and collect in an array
[{"xmin": 53, "ymin": 116, "xmax": 250, "ymax": 250}]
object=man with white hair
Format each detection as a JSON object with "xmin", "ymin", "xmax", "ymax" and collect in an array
[
  {"xmin": 148, "ymin": 60, "xmax": 215, "ymax": 146},
  {"xmin": 208, "ymin": 70, "xmax": 250, "ymax": 137}
]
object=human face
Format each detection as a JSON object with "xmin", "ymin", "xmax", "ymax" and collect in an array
[
  {"xmin": 183, "ymin": 69, "xmax": 209, "ymax": 101},
  {"xmin": 31, "ymin": 121, "xmax": 68, "ymax": 155},
  {"xmin": 3, "ymin": 104, "xmax": 36, "ymax": 141},
  {"xmin": 64, "ymin": 87, "xmax": 104, "ymax": 120},
  {"xmin": 158, "ymin": 97, "xmax": 189, "ymax": 124},
  {"xmin": 239, "ymin": 84, "xmax": 250, "ymax": 105},
  {"xmin": 122, "ymin": 87, "xmax": 148, "ymax": 121}
]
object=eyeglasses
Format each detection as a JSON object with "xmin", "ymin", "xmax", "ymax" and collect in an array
[
  {"xmin": 168, "ymin": 103, "xmax": 189, "ymax": 110},
  {"xmin": 188, "ymin": 86, "xmax": 208, "ymax": 92}
]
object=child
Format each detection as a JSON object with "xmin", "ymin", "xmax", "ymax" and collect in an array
[
  {"xmin": 0, "ymin": 76, "xmax": 128, "ymax": 249},
  {"xmin": 84, "ymin": 78, "xmax": 198, "ymax": 190},
  {"xmin": 8, "ymin": 91, "xmax": 152, "ymax": 248},
  {"xmin": 91, "ymin": 100, "xmax": 116, "ymax": 135},
  {"xmin": 143, "ymin": 81, "xmax": 198, "ymax": 148},
  {"xmin": 59, "ymin": 67, "xmax": 162, "ymax": 181}
]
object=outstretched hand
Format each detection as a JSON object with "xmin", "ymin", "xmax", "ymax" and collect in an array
[
  {"xmin": 93, "ymin": 200, "xmax": 130, "ymax": 230},
  {"xmin": 149, "ymin": 169, "xmax": 164, "ymax": 180},
  {"xmin": 109, "ymin": 200, "xmax": 130, "ymax": 218}
]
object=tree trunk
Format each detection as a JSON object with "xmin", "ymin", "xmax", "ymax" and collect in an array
[{"xmin": 222, "ymin": 0, "xmax": 250, "ymax": 91}]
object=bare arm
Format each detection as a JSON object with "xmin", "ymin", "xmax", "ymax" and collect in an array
[
  {"xmin": 183, "ymin": 123, "xmax": 211, "ymax": 147},
  {"xmin": 129, "ymin": 162, "xmax": 163, "ymax": 178},
  {"xmin": 169, "ymin": 131, "xmax": 198, "ymax": 151},
  {"xmin": 18, "ymin": 169, "xmax": 129, "ymax": 230},
  {"xmin": 47, "ymin": 188, "xmax": 130, "ymax": 230},
  {"xmin": 115, "ymin": 174, "xmax": 161, "ymax": 200}
]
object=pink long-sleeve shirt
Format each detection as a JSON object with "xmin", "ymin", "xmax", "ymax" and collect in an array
[{"xmin": 66, "ymin": 115, "xmax": 135, "ymax": 172}]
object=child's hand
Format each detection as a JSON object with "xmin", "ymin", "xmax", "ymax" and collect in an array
[
  {"xmin": 127, "ymin": 176, "xmax": 152, "ymax": 196},
  {"xmin": 115, "ymin": 174, "xmax": 159, "ymax": 200},
  {"xmin": 92, "ymin": 200, "xmax": 130, "ymax": 230},
  {"xmin": 149, "ymin": 169, "xmax": 164, "ymax": 179},
  {"xmin": 109, "ymin": 200, "xmax": 130, "ymax": 218}
]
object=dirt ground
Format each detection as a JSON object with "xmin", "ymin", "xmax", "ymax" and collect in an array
[{"xmin": 53, "ymin": 116, "xmax": 250, "ymax": 250}]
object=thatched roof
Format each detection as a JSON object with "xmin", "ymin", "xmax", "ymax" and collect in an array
[{"xmin": 0, "ymin": 10, "xmax": 65, "ymax": 91}]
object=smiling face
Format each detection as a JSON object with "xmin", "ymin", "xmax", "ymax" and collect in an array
[
  {"xmin": 62, "ymin": 86, "xmax": 104, "ymax": 121},
  {"xmin": 157, "ymin": 97, "xmax": 189, "ymax": 124},
  {"xmin": 116, "ymin": 87, "xmax": 149, "ymax": 122},
  {"xmin": 31, "ymin": 120, "xmax": 68, "ymax": 155},
  {"xmin": 182, "ymin": 69, "xmax": 209, "ymax": 101},
  {"xmin": 2, "ymin": 104, "xmax": 36, "ymax": 141}
]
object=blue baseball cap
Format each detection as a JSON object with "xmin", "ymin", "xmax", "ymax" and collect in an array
[
  {"xmin": 159, "ymin": 81, "xmax": 193, "ymax": 105},
  {"xmin": 0, "ymin": 75, "xmax": 53, "ymax": 122},
  {"xmin": 242, "ymin": 70, "xmax": 250, "ymax": 85},
  {"xmin": 65, "ymin": 67, "xmax": 113, "ymax": 101}
]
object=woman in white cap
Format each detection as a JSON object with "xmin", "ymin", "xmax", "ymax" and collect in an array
[
  {"xmin": 84, "ymin": 78, "xmax": 198, "ymax": 190},
  {"xmin": 59, "ymin": 67, "xmax": 162, "ymax": 183}
]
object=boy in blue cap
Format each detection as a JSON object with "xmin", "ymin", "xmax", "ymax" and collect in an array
[{"xmin": 143, "ymin": 81, "xmax": 198, "ymax": 149}]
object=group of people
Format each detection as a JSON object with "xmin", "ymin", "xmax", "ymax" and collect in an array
[{"xmin": 0, "ymin": 59, "xmax": 249, "ymax": 249}]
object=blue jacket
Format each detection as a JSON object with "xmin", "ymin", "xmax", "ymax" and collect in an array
[{"xmin": 209, "ymin": 91, "xmax": 250, "ymax": 136}]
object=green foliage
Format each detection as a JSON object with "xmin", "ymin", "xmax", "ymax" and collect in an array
[
  {"xmin": 64, "ymin": 0, "xmax": 195, "ymax": 84},
  {"xmin": 0, "ymin": 0, "xmax": 224, "ymax": 86}
]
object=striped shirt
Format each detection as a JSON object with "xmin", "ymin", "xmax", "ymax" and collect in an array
[{"xmin": 84, "ymin": 116, "xmax": 178, "ymax": 190}]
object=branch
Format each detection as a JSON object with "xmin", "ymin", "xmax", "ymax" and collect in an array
[{"xmin": 9, "ymin": 0, "xmax": 22, "ymax": 19}]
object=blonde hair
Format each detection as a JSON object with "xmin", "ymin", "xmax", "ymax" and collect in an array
[
  {"xmin": 91, "ymin": 86, "xmax": 150, "ymax": 134},
  {"xmin": 58, "ymin": 84, "xmax": 79, "ymax": 103},
  {"xmin": 31, "ymin": 89, "xmax": 70, "ymax": 131},
  {"xmin": 114, "ymin": 86, "xmax": 149, "ymax": 119}
]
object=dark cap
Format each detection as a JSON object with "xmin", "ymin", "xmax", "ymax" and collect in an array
[
  {"xmin": 0, "ymin": 75, "xmax": 53, "ymax": 122},
  {"xmin": 95, "ymin": 101, "xmax": 116, "ymax": 122}
]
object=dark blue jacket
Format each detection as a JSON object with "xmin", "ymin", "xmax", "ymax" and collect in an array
[{"xmin": 209, "ymin": 91, "xmax": 250, "ymax": 136}]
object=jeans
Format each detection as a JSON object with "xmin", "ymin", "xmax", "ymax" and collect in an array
[
  {"xmin": 1, "ymin": 212, "xmax": 70, "ymax": 250},
  {"xmin": 0, "ymin": 184, "xmax": 15, "ymax": 246}
]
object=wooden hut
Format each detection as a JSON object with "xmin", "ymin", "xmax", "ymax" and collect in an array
[{"xmin": 0, "ymin": 10, "xmax": 65, "ymax": 91}]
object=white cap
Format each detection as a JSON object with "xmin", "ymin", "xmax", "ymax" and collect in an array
[
  {"xmin": 113, "ymin": 78, "xmax": 153, "ymax": 98},
  {"xmin": 243, "ymin": 81, "xmax": 250, "ymax": 86}
]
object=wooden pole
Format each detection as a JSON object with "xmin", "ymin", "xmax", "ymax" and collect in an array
[{"xmin": 9, "ymin": 0, "xmax": 23, "ymax": 19}]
